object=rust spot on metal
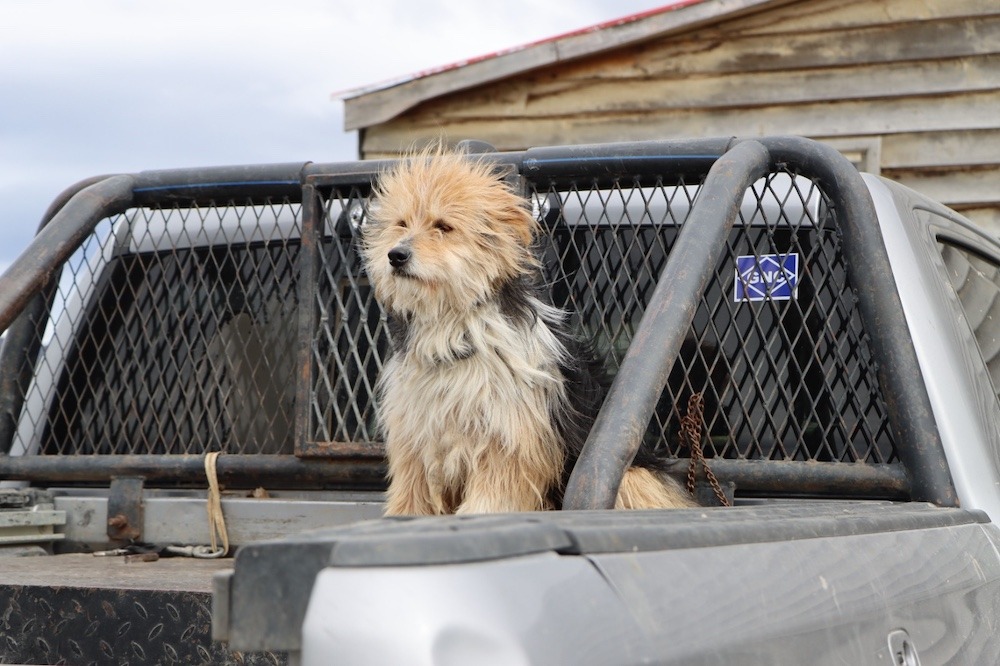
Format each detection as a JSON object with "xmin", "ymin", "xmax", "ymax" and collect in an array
[{"xmin": 297, "ymin": 440, "xmax": 386, "ymax": 459}]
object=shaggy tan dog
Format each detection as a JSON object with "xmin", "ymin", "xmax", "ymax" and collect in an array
[{"xmin": 362, "ymin": 148, "xmax": 697, "ymax": 515}]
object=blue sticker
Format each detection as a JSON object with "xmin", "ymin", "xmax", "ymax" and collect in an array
[{"xmin": 735, "ymin": 253, "xmax": 799, "ymax": 302}]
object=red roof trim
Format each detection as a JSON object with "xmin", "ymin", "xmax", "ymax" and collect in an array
[{"xmin": 337, "ymin": 0, "xmax": 706, "ymax": 100}]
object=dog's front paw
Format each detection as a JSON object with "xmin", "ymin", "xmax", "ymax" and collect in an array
[
  {"xmin": 384, "ymin": 487, "xmax": 441, "ymax": 516},
  {"xmin": 384, "ymin": 496, "xmax": 437, "ymax": 516}
]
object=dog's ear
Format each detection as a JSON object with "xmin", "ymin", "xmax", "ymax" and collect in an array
[
  {"xmin": 501, "ymin": 203, "xmax": 537, "ymax": 248},
  {"xmin": 487, "ymin": 169, "xmax": 537, "ymax": 247}
]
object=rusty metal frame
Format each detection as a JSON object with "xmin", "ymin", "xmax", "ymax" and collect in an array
[
  {"xmin": 294, "ymin": 181, "xmax": 323, "ymax": 455},
  {"xmin": 106, "ymin": 476, "xmax": 145, "ymax": 542},
  {"xmin": 0, "ymin": 138, "xmax": 957, "ymax": 505}
]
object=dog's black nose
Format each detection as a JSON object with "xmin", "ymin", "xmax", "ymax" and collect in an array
[{"xmin": 388, "ymin": 246, "xmax": 411, "ymax": 268}]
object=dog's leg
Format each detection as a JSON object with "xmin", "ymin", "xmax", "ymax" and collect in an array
[
  {"xmin": 615, "ymin": 467, "xmax": 699, "ymax": 509},
  {"xmin": 456, "ymin": 443, "xmax": 559, "ymax": 514},
  {"xmin": 384, "ymin": 447, "xmax": 439, "ymax": 516}
]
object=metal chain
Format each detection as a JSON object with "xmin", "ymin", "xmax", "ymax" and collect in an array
[{"xmin": 682, "ymin": 393, "xmax": 732, "ymax": 507}]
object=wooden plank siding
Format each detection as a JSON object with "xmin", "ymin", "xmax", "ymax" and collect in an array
[
  {"xmin": 357, "ymin": 0, "xmax": 1000, "ymax": 232},
  {"xmin": 364, "ymin": 91, "xmax": 1000, "ymax": 153}
]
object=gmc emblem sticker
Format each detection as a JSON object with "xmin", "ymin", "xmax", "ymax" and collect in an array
[{"xmin": 735, "ymin": 253, "xmax": 799, "ymax": 302}]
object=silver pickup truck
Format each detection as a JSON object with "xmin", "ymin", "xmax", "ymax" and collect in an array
[{"xmin": 1, "ymin": 137, "xmax": 999, "ymax": 665}]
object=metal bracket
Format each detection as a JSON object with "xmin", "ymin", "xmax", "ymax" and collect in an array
[
  {"xmin": 694, "ymin": 480, "xmax": 736, "ymax": 507},
  {"xmin": 107, "ymin": 476, "xmax": 144, "ymax": 543}
]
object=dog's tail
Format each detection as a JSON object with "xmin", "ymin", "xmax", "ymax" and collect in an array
[{"xmin": 552, "ymin": 331, "xmax": 701, "ymax": 508}]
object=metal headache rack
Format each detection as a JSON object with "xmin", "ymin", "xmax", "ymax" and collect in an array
[{"xmin": 0, "ymin": 137, "xmax": 957, "ymax": 508}]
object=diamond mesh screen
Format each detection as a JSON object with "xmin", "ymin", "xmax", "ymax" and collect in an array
[
  {"xmin": 16, "ymin": 199, "xmax": 302, "ymax": 456},
  {"xmin": 532, "ymin": 172, "xmax": 894, "ymax": 464},
  {"xmin": 12, "ymin": 168, "xmax": 896, "ymax": 473},
  {"xmin": 309, "ymin": 189, "xmax": 387, "ymax": 444}
]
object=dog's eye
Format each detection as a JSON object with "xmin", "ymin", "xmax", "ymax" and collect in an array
[
  {"xmin": 433, "ymin": 219, "xmax": 453, "ymax": 233},
  {"xmin": 396, "ymin": 220, "xmax": 407, "ymax": 228}
]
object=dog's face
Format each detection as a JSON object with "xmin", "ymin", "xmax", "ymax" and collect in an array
[{"xmin": 363, "ymin": 151, "xmax": 538, "ymax": 314}]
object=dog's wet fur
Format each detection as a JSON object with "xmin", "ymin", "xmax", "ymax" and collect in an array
[{"xmin": 362, "ymin": 147, "xmax": 698, "ymax": 514}]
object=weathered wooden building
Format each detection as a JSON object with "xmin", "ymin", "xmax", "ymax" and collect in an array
[{"xmin": 341, "ymin": 0, "xmax": 1000, "ymax": 231}]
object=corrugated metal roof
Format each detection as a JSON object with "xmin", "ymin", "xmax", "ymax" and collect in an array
[{"xmin": 338, "ymin": 0, "xmax": 794, "ymax": 130}]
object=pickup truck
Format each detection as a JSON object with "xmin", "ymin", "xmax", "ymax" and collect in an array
[{"xmin": 1, "ymin": 136, "xmax": 999, "ymax": 665}]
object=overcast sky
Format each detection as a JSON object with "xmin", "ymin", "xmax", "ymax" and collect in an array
[{"xmin": 0, "ymin": 0, "xmax": 666, "ymax": 277}]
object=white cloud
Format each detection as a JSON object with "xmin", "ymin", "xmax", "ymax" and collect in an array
[{"xmin": 0, "ymin": 0, "xmax": 666, "ymax": 269}]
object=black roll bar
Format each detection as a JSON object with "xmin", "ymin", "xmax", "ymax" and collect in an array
[{"xmin": 0, "ymin": 138, "xmax": 958, "ymax": 505}]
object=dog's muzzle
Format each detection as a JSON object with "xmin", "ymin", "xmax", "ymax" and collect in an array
[{"xmin": 388, "ymin": 246, "xmax": 411, "ymax": 269}]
